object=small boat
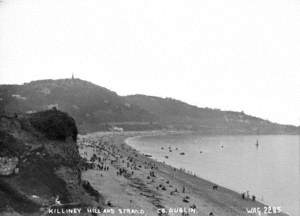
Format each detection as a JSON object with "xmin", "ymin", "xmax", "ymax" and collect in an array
[
  {"xmin": 256, "ymin": 129, "xmax": 260, "ymax": 148},
  {"xmin": 144, "ymin": 154, "xmax": 152, "ymax": 158},
  {"xmin": 165, "ymin": 156, "xmax": 169, "ymax": 159},
  {"xmin": 180, "ymin": 152, "xmax": 185, "ymax": 155},
  {"xmin": 200, "ymin": 151, "xmax": 203, "ymax": 154}
]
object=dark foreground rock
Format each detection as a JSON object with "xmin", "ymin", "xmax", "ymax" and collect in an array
[{"xmin": 0, "ymin": 110, "xmax": 104, "ymax": 216}]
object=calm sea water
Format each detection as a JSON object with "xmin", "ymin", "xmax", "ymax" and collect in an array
[{"xmin": 126, "ymin": 134, "xmax": 299, "ymax": 216}]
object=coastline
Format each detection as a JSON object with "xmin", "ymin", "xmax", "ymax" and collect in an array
[{"xmin": 79, "ymin": 131, "xmax": 289, "ymax": 216}]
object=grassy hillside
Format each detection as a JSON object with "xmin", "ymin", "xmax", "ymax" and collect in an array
[
  {"xmin": 0, "ymin": 78, "xmax": 297, "ymax": 134},
  {"xmin": 125, "ymin": 94, "xmax": 299, "ymax": 134},
  {"xmin": 0, "ymin": 79, "xmax": 157, "ymax": 132}
]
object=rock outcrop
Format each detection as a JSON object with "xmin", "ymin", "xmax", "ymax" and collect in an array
[
  {"xmin": 0, "ymin": 110, "xmax": 103, "ymax": 216},
  {"xmin": 0, "ymin": 156, "xmax": 18, "ymax": 176}
]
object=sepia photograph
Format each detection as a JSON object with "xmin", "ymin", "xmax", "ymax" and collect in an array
[{"xmin": 0, "ymin": 0, "xmax": 299, "ymax": 216}]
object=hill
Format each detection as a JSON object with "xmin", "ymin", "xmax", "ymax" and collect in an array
[
  {"xmin": 0, "ymin": 110, "xmax": 103, "ymax": 215},
  {"xmin": 0, "ymin": 79, "xmax": 158, "ymax": 132},
  {"xmin": 0, "ymin": 78, "xmax": 298, "ymax": 134},
  {"xmin": 125, "ymin": 94, "xmax": 299, "ymax": 134}
]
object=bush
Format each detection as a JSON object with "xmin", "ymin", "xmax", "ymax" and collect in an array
[{"xmin": 28, "ymin": 110, "xmax": 78, "ymax": 141}]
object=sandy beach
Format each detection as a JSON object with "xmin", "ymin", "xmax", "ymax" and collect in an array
[{"xmin": 78, "ymin": 131, "xmax": 289, "ymax": 216}]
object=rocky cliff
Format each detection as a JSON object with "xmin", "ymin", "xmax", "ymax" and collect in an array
[{"xmin": 0, "ymin": 110, "xmax": 103, "ymax": 216}]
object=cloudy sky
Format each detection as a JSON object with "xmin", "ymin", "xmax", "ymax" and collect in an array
[{"xmin": 0, "ymin": 0, "xmax": 299, "ymax": 125}]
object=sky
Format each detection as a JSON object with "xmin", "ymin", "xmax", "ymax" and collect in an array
[{"xmin": 0, "ymin": 0, "xmax": 299, "ymax": 126}]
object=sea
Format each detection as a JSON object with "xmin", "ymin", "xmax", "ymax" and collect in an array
[{"xmin": 126, "ymin": 134, "xmax": 299, "ymax": 216}]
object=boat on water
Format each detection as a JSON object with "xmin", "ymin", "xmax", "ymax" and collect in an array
[{"xmin": 256, "ymin": 128, "xmax": 260, "ymax": 148}]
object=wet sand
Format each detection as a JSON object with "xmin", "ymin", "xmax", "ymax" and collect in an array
[{"xmin": 79, "ymin": 132, "xmax": 289, "ymax": 216}]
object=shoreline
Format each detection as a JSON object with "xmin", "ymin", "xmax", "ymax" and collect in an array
[
  {"xmin": 79, "ymin": 131, "xmax": 289, "ymax": 216},
  {"xmin": 124, "ymin": 134, "xmax": 273, "ymax": 204}
]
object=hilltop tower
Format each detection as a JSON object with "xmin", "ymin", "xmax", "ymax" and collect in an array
[{"xmin": 72, "ymin": 73, "xmax": 74, "ymax": 79}]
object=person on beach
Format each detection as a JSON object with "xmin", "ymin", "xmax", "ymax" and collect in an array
[{"xmin": 246, "ymin": 190, "xmax": 250, "ymax": 199}]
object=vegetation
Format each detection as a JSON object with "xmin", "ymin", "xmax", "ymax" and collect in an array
[
  {"xmin": 29, "ymin": 109, "xmax": 78, "ymax": 141},
  {"xmin": 0, "ymin": 79, "xmax": 156, "ymax": 132},
  {"xmin": 125, "ymin": 94, "xmax": 299, "ymax": 134},
  {"xmin": 0, "ymin": 110, "xmax": 100, "ymax": 215},
  {"xmin": 0, "ymin": 78, "xmax": 298, "ymax": 134}
]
